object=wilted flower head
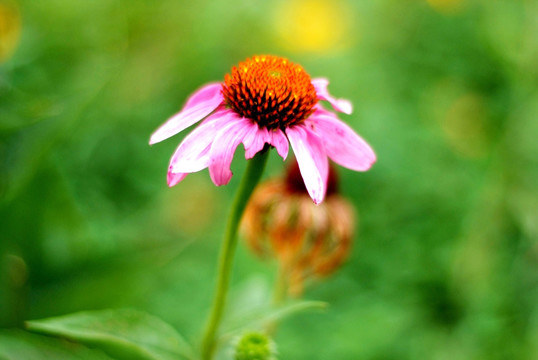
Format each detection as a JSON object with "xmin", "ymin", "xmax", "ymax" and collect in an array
[
  {"xmin": 241, "ymin": 161, "xmax": 355, "ymax": 296},
  {"xmin": 150, "ymin": 55, "xmax": 375, "ymax": 204}
]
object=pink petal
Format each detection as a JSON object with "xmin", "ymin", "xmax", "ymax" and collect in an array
[
  {"xmin": 167, "ymin": 172, "xmax": 188, "ymax": 187},
  {"xmin": 149, "ymin": 83, "xmax": 224, "ymax": 145},
  {"xmin": 286, "ymin": 125, "xmax": 329, "ymax": 204},
  {"xmin": 209, "ymin": 117, "xmax": 253, "ymax": 186},
  {"xmin": 311, "ymin": 103, "xmax": 333, "ymax": 116},
  {"xmin": 311, "ymin": 78, "xmax": 353, "ymax": 115},
  {"xmin": 243, "ymin": 124, "xmax": 269, "ymax": 159},
  {"xmin": 268, "ymin": 129, "xmax": 289, "ymax": 160},
  {"xmin": 168, "ymin": 108, "xmax": 231, "ymax": 174},
  {"xmin": 309, "ymin": 111, "xmax": 376, "ymax": 171}
]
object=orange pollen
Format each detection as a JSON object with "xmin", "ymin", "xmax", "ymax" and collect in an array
[{"xmin": 222, "ymin": 55, "xmax": 318, "ymax": 130}]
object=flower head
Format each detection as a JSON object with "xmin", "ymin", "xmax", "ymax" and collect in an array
[
  {"xmin": 241, "ymin": 161, "xmax": 355, "ymax": 296},
  {"xmin": 150, "ymin": 55, "xmax": 375, "ymax": 204}
]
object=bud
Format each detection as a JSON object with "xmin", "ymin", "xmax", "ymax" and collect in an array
[
  {"xmin": 234, "ymin": 332, "xmax": 276, "ymax": 360},
  {"xmin": 242, "ymin": 160, "xmax": 355, "ymax": 296}
]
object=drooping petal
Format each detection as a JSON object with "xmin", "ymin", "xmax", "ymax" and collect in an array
[
  {"xmin": 209, "ymin": 116, "xmax": 253, "ymax": 186},
  {"xmin": 149, "ymin": 83, "xmax": 224, "ymax": 144},
  {"xmin": 168, "ymin": 108, "xmax": 232, "ymax": 174},
  {"xmin": 286, "ymin": 125, "xmax": 329, "ymax": 204},
  {"xmin": 167, "ymin": 172, "xmax": 188, "ymax": 187},
  {"xmin": 309, "ymin": 111, "xmax": 376, "ymax": 171},
  {"xmin": 311, "ymin": 78, "xmax": 352, "ymax": 115},
  {"xmin": 311, "ymin": 103, "xmax": 333, "ymax": 116},
  {"xmin": 243, "ymin": 124, "xmax": 269, "ymax": 159},
  {"xmin": 268, "ymin": 129, "xmax": 289, "ymax": 160},
  {"xmin": 240, "ymin": 122, "xmax": 259, "ymax": 152}
]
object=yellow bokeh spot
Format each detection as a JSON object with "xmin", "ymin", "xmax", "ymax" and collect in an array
[
  {"xmin": 0, "ymin": 1, "xmax": 21, "ymax": 63},
  {"xmin": 273, "ymin": 0, "xmax": 355, "ymax": 54},
  {"xmin": 442, "ymin": 93, "xmax": 489, "ymax": 158},
  {"xmin": 421, "ymin": 78, "xmax": 489, "ymax": 158},
  {"xmin": 426, "ymin": 0, "xmax": 465, "ymax": 14}
]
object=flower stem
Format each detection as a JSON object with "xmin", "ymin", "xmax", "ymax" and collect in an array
[
  {"xmin": 266, "ymin": 263, "xmax": 289, "ymax": 335},
  {"xmin": 272, "ymin": 263, "xmax": 289, "ymax": 307},
  {"xmin": 200, "ymin": 150, "xmax": 270, "ymax": 360}
]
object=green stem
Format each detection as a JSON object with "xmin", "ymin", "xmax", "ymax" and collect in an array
[
  {"xmin": 272, "ymin": 263, "xmax": 289, "ymax": 308},
  {"xmin": 266, "ymin": 263, "xmax": 289, "ymax": 335},
  {"xmin": 200, "ymin": 150, "xmax": 270, "ymax": 360}
]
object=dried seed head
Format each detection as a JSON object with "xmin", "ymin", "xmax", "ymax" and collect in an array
[{"xmin": 241, "ymin": 161, "xmax": 355, "ymax": 297}]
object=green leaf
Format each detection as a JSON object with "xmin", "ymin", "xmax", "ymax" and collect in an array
[
  {"xmin": 222, "ymin": 300, "xmax": 328, "ymax": 336},
  {"xmin": 0, "ymin": 329, "xmax": 113, "ymax": 360},
  {"xmin": 26, "ymin": 309, "xmax": 196, "ymax": 360}
]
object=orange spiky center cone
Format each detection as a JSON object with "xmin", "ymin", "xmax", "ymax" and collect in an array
[{"xmin": 222, "ymin": 55, "xmax": 318, "ymax": 130}]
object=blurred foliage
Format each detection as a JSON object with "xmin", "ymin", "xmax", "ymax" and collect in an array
[
  {"xmin": 26, "ymin": 309, "xmax": 196, "ymax": 360},
  {"xmin": 0, "ymin": 0, "xmax": 537, "ymax": 359}
]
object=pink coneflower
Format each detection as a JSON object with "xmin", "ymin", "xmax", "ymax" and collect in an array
[{"xmin": 150, "ymin": 55, "xmax": 375, "ymax": 204}]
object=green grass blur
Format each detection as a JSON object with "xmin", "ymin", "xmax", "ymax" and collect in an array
[{"xmin": 1, "ymin": 0, "xmax": 537, "ymax": 359}]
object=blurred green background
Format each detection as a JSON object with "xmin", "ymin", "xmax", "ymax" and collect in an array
[{"xmin": 1, "ymin": 0, "xmax": 537, "ymax": 358}]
